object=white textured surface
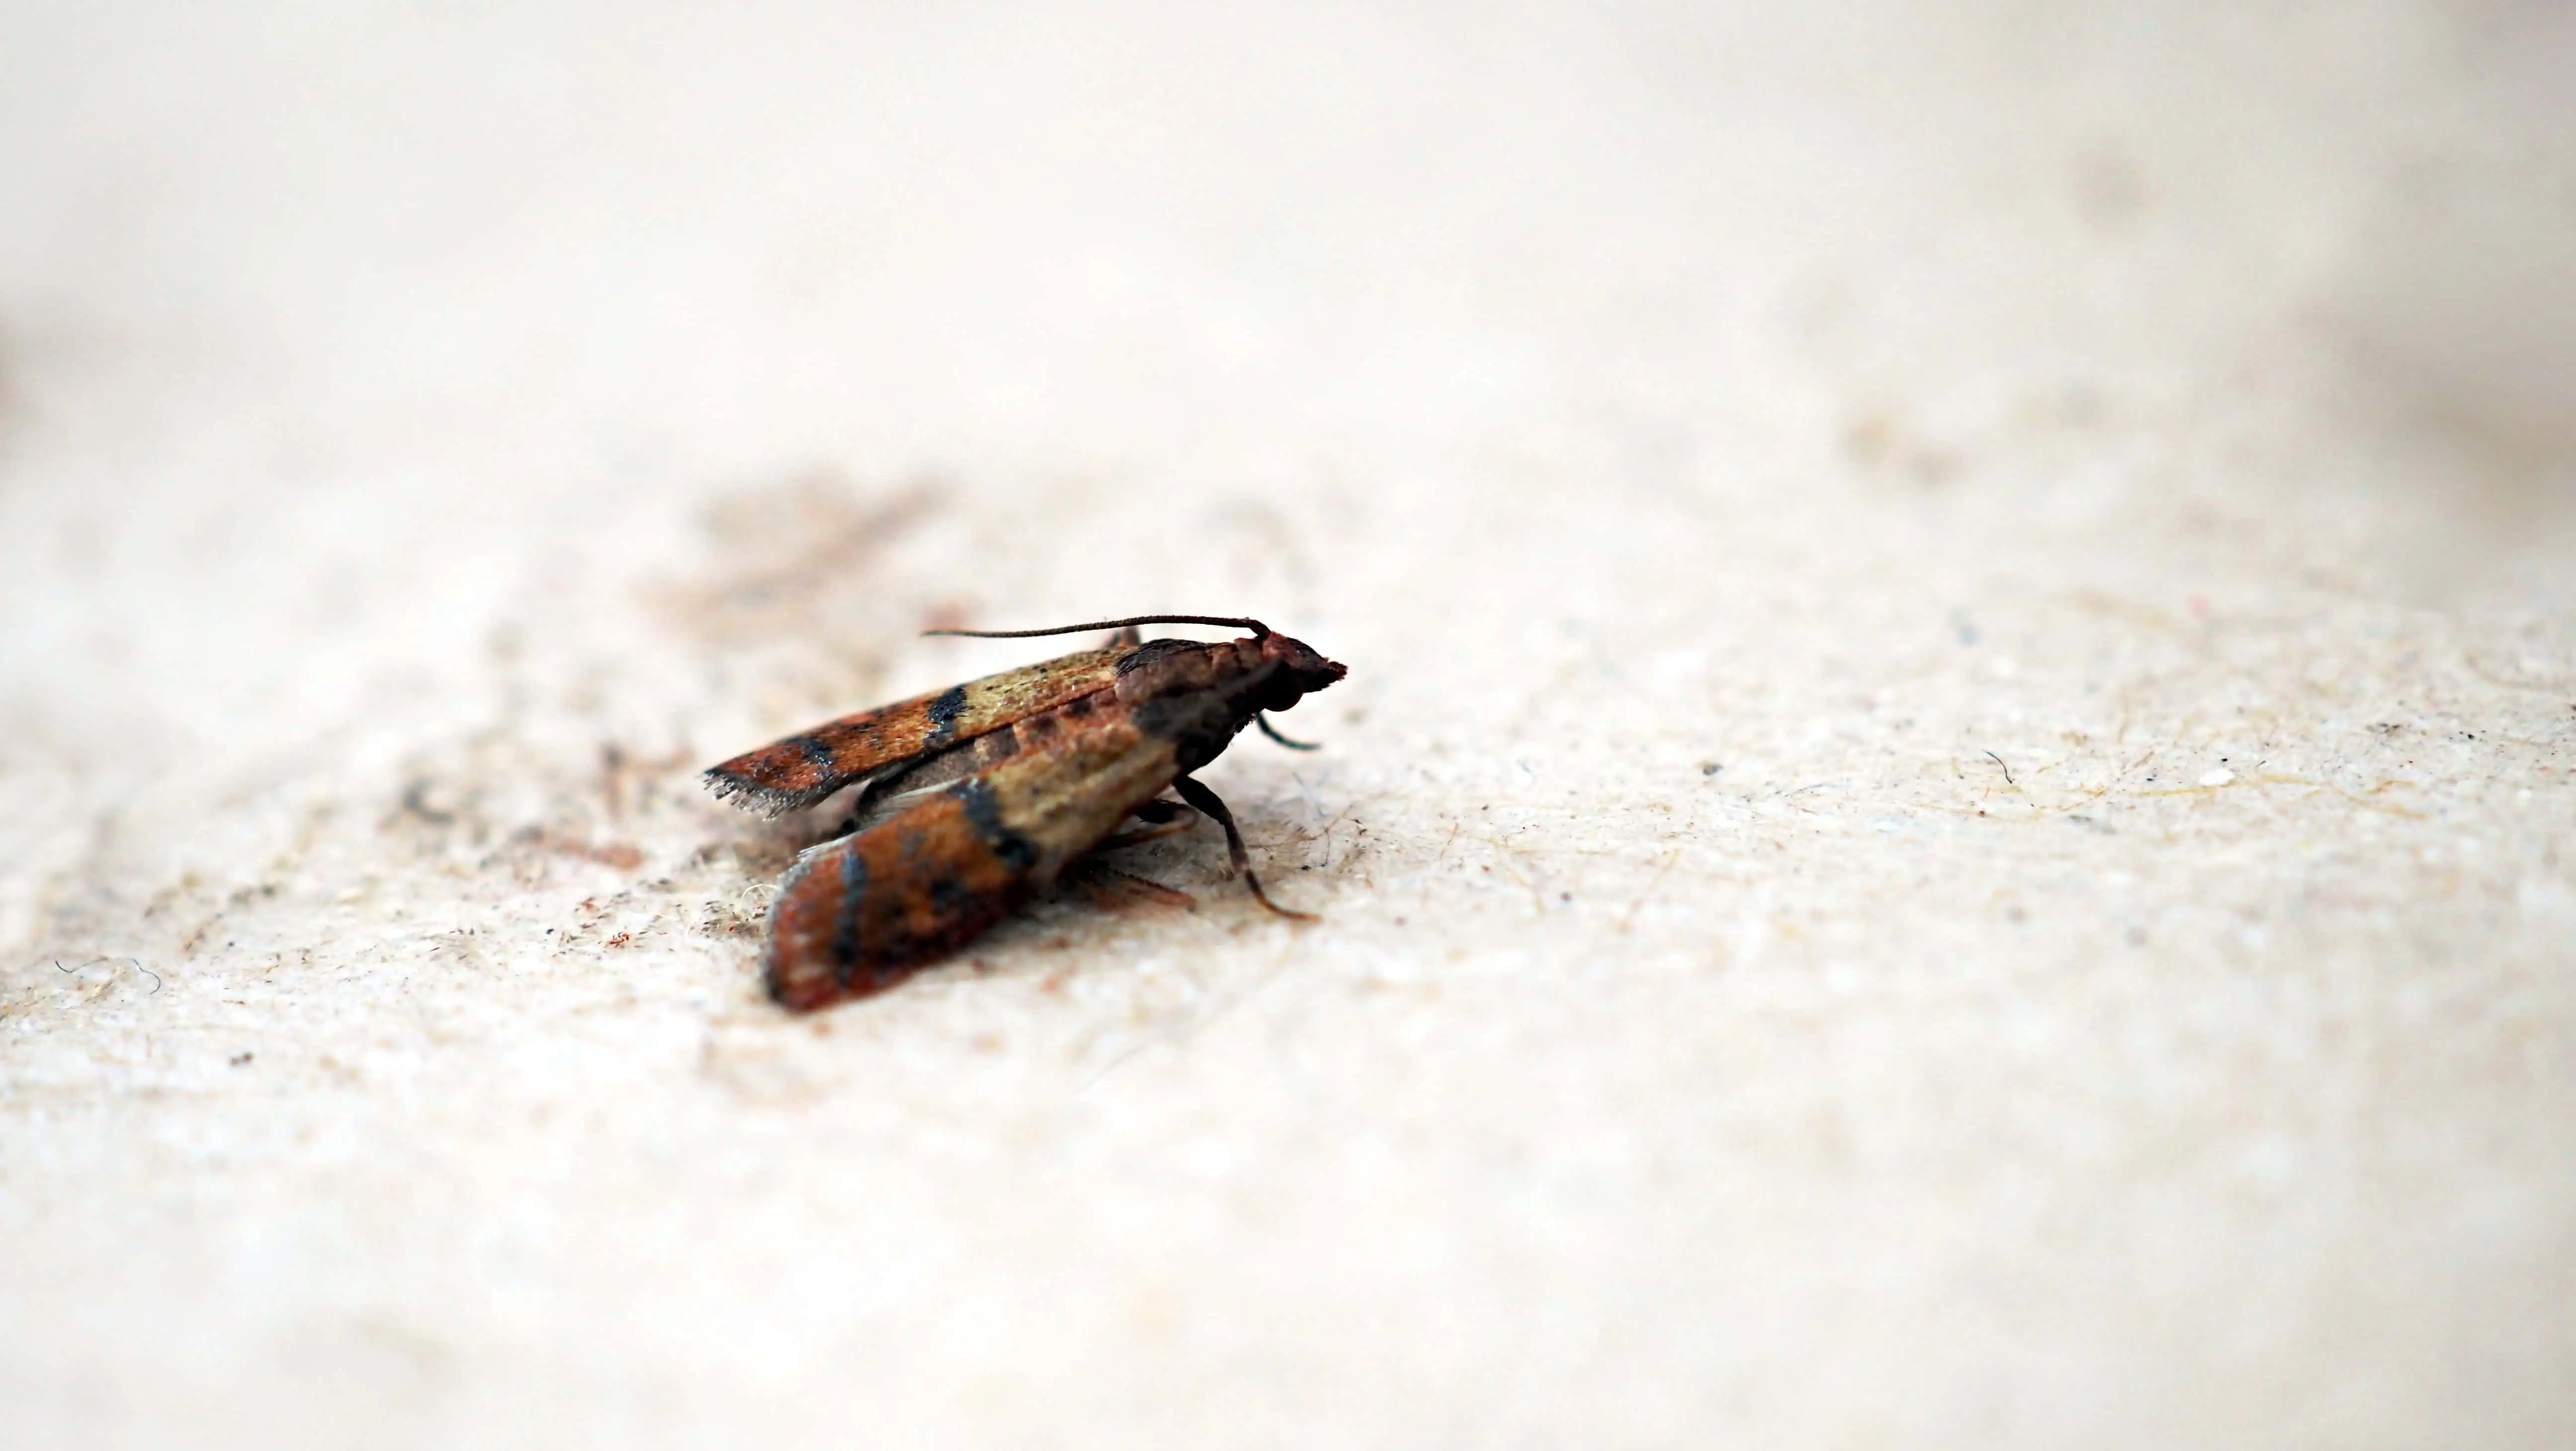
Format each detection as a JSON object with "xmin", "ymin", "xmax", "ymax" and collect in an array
[{"xmin": 4, "ymin": 4, "xmax": 2574, "ymax": 1447}]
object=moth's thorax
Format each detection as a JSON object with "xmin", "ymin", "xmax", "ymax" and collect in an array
[
  {"xmin": 1113, "ymin": 632, "xmax": 1347, "ymax": 774},
  {"xmin": 1113, "ymin": 635, "xmax": 1345, "ymax": 711}
]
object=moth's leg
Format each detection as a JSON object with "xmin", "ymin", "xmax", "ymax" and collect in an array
[
  {"xmin": 1095, "ymin": 797, "xmax": 1201, "ymax": 852},
  {"xmin": 1170, "ymin": 776, "xmax": 1317, "ymax": 921},
  {"xmin": 1071, "ymin": 799, "xmax": 1204, "ymax": 906},
  {"xmin": 1064, "ymin": 863, "xmax": 1199, "ymax": 912}
]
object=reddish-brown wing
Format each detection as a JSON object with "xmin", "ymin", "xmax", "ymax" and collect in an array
[
  {"xmin": 703, "ymin": 645, "xmax": 1128, "ymax": 816},
  {"xmin": 761, "ymin": 688, "xmax": 1186, "ymax": 1009}
]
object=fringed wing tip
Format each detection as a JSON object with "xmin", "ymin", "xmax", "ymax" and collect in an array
[{"xmin": 702, "ymin": 766, "xmax": 816, "ymax": 818}]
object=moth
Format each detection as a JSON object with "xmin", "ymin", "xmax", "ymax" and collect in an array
[{"xmin": 705, "ymin": 614, "xmax": 1347, "ymax": 1010}]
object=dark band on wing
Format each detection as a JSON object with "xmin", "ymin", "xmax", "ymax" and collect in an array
[
  {"xmin": 924, "ymin": 684, "xmax": 970, "ymax": 746},
  {"xmin": 764, "ymin": 787, "xmax": 1046, "ymax": 1009},
  {"xmin": 830, "ymin": 846, "xmax": 871, "ymax": 985},
  {"xmin": 704, "ymin": 647, "xmax": 1135, "ymax": 816},
  {"xmin": 750, "ymin": 662, "xmax": 1231, "ymax": 1010},
  {"xmin": 952, "ymin": 778, "xmax": 1040, "ymax": 872}
]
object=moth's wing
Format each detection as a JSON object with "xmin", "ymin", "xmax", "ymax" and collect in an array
[
  {"xmin": 703, "ymin": 645, "xmax": 1128, "ymax": 816},
  {"xmin": 762, "ymin": 699, "xmax": 1186, "ymax": 1008},
  {"xmin": 762, "ymin": 784, "xmax": 1032, "ymax": 1009}
]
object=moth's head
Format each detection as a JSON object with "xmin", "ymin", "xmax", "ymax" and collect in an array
[{"xmin": 1254, "ymin": 631, "xmax": 1346, "ymax": 712}]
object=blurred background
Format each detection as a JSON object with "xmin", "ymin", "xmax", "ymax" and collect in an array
[
  {"xmin": 5, "ymin": 4, "xmax": 2572, "ymax": 675},
  {"xmin": 3, "ymin": 3, "xmax": 2572, "ymax": 1446}
]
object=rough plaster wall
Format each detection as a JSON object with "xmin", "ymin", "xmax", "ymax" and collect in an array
[{"xmin": 3, "ymin": 3, "xmax": 2573, "ymax": 1447}]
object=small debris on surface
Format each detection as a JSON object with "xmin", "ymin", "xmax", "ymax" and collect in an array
[{"xmin": 2199, "ymin": 768, "xmax": 2235, "ymax": 787}]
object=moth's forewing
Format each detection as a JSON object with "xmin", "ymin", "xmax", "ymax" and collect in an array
[
  {"xmin": 764, "ymin": 783, "xmax": 1033, "ymax": 1009},
  {"xmin": 704, "ymin": 645, "xmax": 1128, "ymax": 816},
  {"xmin": 762, "ymin": 694, "xmax": 1185, "ymax": 1009}
]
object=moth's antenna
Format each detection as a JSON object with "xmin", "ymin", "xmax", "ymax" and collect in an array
[{"xmin": 927, "ymin": 615, "xmax": 1270, "ymax": 641}]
